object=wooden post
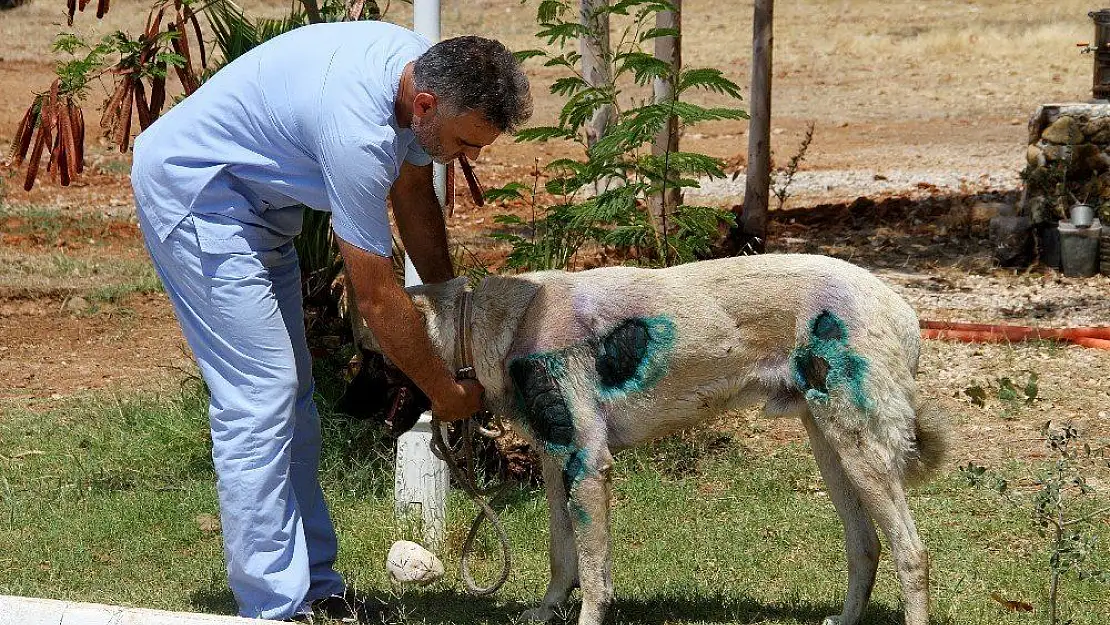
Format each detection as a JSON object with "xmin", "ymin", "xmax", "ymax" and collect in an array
[
  {"xmin": 650, "ymin": 0, "xmax": 682, "ymax": 244},
  {"xmin": 580, "ymin": 0, "xmax": 613, "ymax": 149},
  {"xmin": 740, "ymin": 0, "xmax": 773, "ymax": 253}
]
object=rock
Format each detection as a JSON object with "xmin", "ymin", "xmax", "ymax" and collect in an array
[
  {"xmin": 989, "ymin": 215, "xmax": 1034, "ymax": 267},
  {"xmin": 1026, "ymin": 144, "xmax": 1046, "ymax": 168},
  {"xmin": 386, "ymin": 540, "xmax": 444, "ymax": 585},
  {"xmin": 64, "ymin": 296, "xmax": 90, "ymax": 314},
  {"xmin": 1083, "ymin": 115, "xmax": 1110, "ymax": 140},
  {"xmin": 970, "ymin": 201, "xmax": 1010, "ymax": 223},
  {"xmin": 1042, "ymin": 115, "xmax": 1082, "ymax": 145},
  {"xmin": 1098, "ymin": 172, "xmax": 1110, "ymax": 200},
  {"xmin": 1087, "ymin": 149, "xmax": 1110, "ymax": 173}
]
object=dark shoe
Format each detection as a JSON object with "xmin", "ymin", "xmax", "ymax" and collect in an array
[{"xmin": 287, "ymin": 589, "xmax": 379, "ymax": 624}]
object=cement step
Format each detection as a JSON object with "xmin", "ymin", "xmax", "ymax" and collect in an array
[{"xmin": 0, "ymin": 595, "xmax": 282, "ymax": 625}]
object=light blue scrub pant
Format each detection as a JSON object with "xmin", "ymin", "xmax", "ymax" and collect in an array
[{"xmin": 138, "ymin": 211, "xmax": 345, "ymax": 620}]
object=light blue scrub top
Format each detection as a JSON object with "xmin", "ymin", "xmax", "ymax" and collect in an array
[{"xmin": 131, "ymin": 21, "xmax": 433, "ymax": 257}]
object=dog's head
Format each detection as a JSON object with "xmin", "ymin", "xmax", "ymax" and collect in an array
[
  {"xmin": 340, "ymin": 276, "xmax": 470, "ymax": 435},
  {"xmin": 405, "ymin": 275, "xmax": 471, "ymax": 371}
]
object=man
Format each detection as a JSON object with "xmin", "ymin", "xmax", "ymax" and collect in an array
[{"xmin": 130, "ymin": 20, "xmax": 532, "ymax": 622}]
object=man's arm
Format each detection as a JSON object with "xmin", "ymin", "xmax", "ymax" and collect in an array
[
  {"xmin": 390, "ymin": 160, "xmax": 454, "ymax": 284},
  {"xmin": 337, "ymin": 237, "xmax": 481, "ymax": 421}
]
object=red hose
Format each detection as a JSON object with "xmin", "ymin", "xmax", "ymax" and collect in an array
[{"xmin": 921, "ymin": 321, "xmax": 1110, "ymax": 350}]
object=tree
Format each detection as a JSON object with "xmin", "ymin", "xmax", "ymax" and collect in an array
[{"xmin": 738, "ymin": 0, "xmax": 773, "ymax": 253}]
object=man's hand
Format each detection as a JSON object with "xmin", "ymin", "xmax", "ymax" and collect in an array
[{"xmin": 431, "ymin": 379, "xmax": 485, "ymax": 422}]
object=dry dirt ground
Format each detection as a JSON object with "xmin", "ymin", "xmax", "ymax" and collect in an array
[{"xmin": 1, "ymin": 0, "xmax": 1108, "ymax": 466}]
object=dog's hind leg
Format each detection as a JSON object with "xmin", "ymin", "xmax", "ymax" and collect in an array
[
  {"xmin": 802, "ymin": 412, "xmax": 880, "ymax": 625},
  {"xmin": 819, "ymin": 427, "xmax": 930, "ymax": 625},
  {"xmin": 522, "ymin": 455, "xmax": 580, "ymax": 623},
  {"xmin": 566, "ymin": 446, "xmax": 615, "ymax": 625}
]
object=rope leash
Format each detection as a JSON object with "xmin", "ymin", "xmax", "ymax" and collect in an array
[{"xmin": 430, "ymin": 415, "xmax": 515, "ymax": 596}]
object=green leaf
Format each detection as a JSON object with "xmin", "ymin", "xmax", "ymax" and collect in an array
[
  {"xmin": 639, "ymin": 27, "xmax": 680, "ymax": 42},
  {"xmin": 53, "ymin": 33, "xmax": 88, "ymax": 55},
  {"xmin": 964, "ymin": 384, "xmax": 987, "ymax": 408},
  {"xmin": 485, "ymin": 183, "xmax": 530, "ymax": 203},
  {"xmin": 615, "ymin": 51, "xmax": 672, "ymax": 85},
  {"xmin": 997, "ymin": 377, "xmax": 1019, "ymax": 402},
  {"xmin": 1024, "ymin": 372, "xmax": 1039, "ymax": 404},
  {"xmin": 669, "ymin": 101, "xmax": 749, "ymax": 123},
  {"xmin": 513, "ymin": 49, "xmax": 548, "ymax": 62},
  {"xmin": 493, "ymin": 213, "xmax": 528, "ymax": 226},
  {"xmin": 514, "ymin": 126, "xmax": 578, "ymax": 143},
  {"xmin": 537, "ymin": 22, "xmax": 590, "ymax": 46},
  {"xmin": 678, "ymin": 68, "xmax": 744, "ymax": 99},
  {"xmin": 551, "ymin": 76, "xmax": 589, "ymax": 97},
  {"xmin": 542, "ymin": 51, "xmax": 581, "ymax": 69},
  {"xmin": 537, "ymin": 0, "xmax": 567, "ymax": 24},
  {"xmin": 558, "ymin": 87, "xmax": 615, "ymax": 131}
]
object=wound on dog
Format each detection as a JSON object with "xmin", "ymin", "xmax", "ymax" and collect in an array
[
  {"xmin": 792, "ymin": 310, "xmax": 874, "ymax": 412},
  {"xmin": 595, "ymin": 315, "xmax": 676, "ymax": 400},
  {"xmin": 509, "ymin": 352, "xmax": 574, "ymax": 446}
]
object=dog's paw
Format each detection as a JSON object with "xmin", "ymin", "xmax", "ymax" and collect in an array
[
  {"xmin": 520, "ymin": 606, "xmax": 555, "ymax": 623},
  {"xmin": 821, "ymin": 617, "xmax": 843, "ymax": 625}
]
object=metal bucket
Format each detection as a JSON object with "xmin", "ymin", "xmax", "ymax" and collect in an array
[{"xmin": 1059, "ymin": 219, "xmax": 1102, "ymax": 277}]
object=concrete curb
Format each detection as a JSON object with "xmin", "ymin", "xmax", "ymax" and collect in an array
[{"xmin": 0, "ymin": 595, "xmax": 282, "ymax": 625}]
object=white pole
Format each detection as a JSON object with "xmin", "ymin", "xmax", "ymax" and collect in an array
[{"xmin": 395, "ymin": 0, "xmax": 449, "ymax": 549}]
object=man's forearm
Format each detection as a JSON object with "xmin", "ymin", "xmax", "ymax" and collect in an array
[{"xmin": 339, "ymin": 238, "xmax": 456, "ymax": 401}]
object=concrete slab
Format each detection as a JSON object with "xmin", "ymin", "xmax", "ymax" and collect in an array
[{"xmin": 0, "ymin": 596, "xmax": 282, "ymax": 625}]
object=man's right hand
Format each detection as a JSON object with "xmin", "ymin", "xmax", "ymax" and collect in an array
[{"xmin": 431, "ymin": 379, "xmax": 485, "ymax": 422}]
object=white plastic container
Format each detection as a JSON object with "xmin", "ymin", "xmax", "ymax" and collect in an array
[{"xmin": 394, "ymin": 414, "xmax": 449, "ymax": 547}]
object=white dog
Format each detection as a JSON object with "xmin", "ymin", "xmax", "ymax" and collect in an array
[{"xmin": 395, "ymin": 253, "xmax": 948, "ymax": 625}]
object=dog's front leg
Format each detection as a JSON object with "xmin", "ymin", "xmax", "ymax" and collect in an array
[
  {"xmin": 568, "ymin": 448, "xmax": 614, "ymax": 625},
  {"xmin": 522, "ymin": 455, "xmax": 579, "ymax": 623}
]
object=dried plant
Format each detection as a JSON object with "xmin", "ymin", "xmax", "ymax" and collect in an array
[{"xmin": 7, "ymin": 0, "xmax": 205, "ymax": 190}]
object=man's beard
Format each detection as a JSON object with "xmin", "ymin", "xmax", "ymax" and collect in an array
[{"xmin": 412, "ymin": 114, "xmax": 453, "ymax": 165}]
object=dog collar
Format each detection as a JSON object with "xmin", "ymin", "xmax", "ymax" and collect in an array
[{"xmin": 454, "ymin": 288, "xmax": 476, "ymax": 381}]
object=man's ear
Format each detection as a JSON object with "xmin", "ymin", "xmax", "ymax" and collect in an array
[{"xmin": 413, "ymin": 92, "xmax": 437, "ymax": 119}]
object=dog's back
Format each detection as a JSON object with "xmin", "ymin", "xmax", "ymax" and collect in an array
[{"xmin": 508, "ymin": 255, "xmax": 928, "ymax": 463}]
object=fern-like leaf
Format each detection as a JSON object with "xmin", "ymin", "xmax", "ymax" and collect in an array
[
  {"xmin": 515, "ymin": 126, "xmax": 578, "ymax": 142},
  {"xmin": 615, "ymin": 51, "xmax": 671, "ymax": 85},
  {"xmin": 513, "ymin": 49, "xmax": 548, "ymax": 62},
  {"xmin": 639, "ymin": 27, "xmax": 680, "ymax": 42},
  {"xmin": 677, "ymin": 68, "xmax": 744, "ymax": 99},
  {"xmin": 551, "ymin": 76, "xmax": 589, "ymax": 97}
]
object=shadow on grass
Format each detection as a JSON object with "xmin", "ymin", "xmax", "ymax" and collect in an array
[
  {"xmin": 188, "ymin": 582, "xmax": 237, "ymax": 618},
  {"xmin": 391, "ymin": 589, "xmax": 953, "ymax": 625}
]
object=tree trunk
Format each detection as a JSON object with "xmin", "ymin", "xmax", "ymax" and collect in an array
[
  {"xmin": 580, "ymin": 0, "xmax": 613, "ymax": 149},
  {"xmin": 649, "ymin": 0, "xmax": 682, "ymax": 246},
  {"xmin": 300, "ymin": 0, "xmax": 324, "ymax": 24},
  {"xmin": 739, "ymin": 0, "xmax": 773, "ymax": 254}
]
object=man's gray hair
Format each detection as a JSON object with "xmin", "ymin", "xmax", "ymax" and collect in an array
[{"xmin": 413, "ymin": 36, "xmax": 533, "ymax": 132}]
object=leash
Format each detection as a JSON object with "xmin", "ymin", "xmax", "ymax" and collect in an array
[{"xmin": 428, "ymin": 288, "xmax": 515, "ymax": 596}]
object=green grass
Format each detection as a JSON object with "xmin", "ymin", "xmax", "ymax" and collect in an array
[
  {"xmin": 0, "ymin": 204, "xmax": 123, "ymax": 242},
  {"xmin": 1, "ymin": 386, "xmax": 1108, "ymax": 624}
]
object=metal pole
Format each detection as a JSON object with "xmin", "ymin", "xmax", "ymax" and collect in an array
[{"xmin": 396, "ymin": 0, "xmax": 449, "ymax": 549}]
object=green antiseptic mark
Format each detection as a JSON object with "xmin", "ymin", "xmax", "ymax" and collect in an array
[
  {"xmin": 508, "ymin": 348, "xmax": 594, "ymax": 524},
  {"xmin": 791, "ymin": 310, "xmax": 874, "ymax": 412},
  {"xmin": 596, "ymin": 315, "xmax": 677, "ymax": 401}
]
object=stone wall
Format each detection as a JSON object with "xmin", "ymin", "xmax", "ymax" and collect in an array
[{"xmin": 1022, "ymin": 103, "xmax": 1110, "ymax": 226}]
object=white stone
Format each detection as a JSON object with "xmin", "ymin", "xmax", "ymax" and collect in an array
[{"xmin": 386, "ymin": 540, "xmax": 445, "ymax": 585}]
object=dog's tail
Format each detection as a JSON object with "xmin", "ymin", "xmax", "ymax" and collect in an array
[{"xmin": 903, "ymin": 398, "xmax": 951, "ymax": 486}]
